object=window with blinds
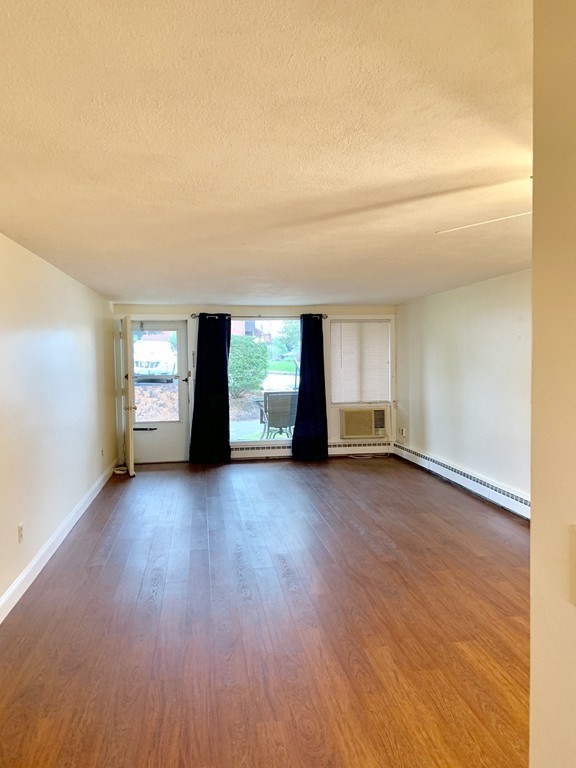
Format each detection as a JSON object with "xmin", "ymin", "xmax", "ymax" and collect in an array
[{"xmin": 330, "ymin": 320, "xmax": 391, "ymax": 404}]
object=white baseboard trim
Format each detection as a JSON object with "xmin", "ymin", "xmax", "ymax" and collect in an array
[
  {"xmin": 0, "ymin": 459, "xmax": 117, "ymax": 625},
  {"xmin": 393, "ymin": 444, "xmax": 530, "ymax": 519}
]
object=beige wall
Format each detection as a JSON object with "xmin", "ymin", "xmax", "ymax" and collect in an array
[
  {"xmin": 0, "ymin": 233, "xmax": 117, "ymax": 615},
  {"xmin": 396, "ymin": 270, "xmax": 531, "ymax": 498},
  {"xmin": 531, "ymin": 1, "xmax": 576, "ymax": 763},
  {"xmin": 113, "ymin": 303, "xmax": 395, "ymax": 317}
]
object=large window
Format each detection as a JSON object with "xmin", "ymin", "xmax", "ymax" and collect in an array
[
  {"xmin": 229, "ymin": 319, "xmax": 301, "ymax": 441},
  {"xmin": 330, "ymin": 320, "xmax": 391, "ymax": 403}
]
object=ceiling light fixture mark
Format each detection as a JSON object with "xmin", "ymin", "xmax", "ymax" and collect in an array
[{"xmin": 435, "ymin": 212, "xmax": 532, "ymax": 235}]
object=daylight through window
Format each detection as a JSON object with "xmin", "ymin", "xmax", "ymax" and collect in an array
[{"xmin": 229, "ymin": 319, "xmax": 301, "ymax": 441}]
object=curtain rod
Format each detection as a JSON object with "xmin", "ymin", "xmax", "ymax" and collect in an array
[{"xmin": 190, "ymin": 313, "xmax": 327, "ymax": 319}]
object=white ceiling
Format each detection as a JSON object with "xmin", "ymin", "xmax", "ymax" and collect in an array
[{"xmin": 0, "ymin": 0, "xmax": 532, "ymax": 306}]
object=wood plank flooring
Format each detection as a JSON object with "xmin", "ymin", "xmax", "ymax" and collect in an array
[{"xmin": 0, "ymin": 457, "xmax": 529, "ymax": 768}]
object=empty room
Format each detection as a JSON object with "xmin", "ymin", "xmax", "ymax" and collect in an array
[{"xmin": 1, "ymin": 1, "xmax": 575, "ymax": 766}]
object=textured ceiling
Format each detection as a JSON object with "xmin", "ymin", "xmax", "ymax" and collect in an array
[{"xmin": 0, "ymin": 0, "xmax": 532, "ymax": 306}]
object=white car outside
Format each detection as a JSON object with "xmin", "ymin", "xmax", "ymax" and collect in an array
[{"xmin": 133, "ymin": 340, "xmax": 177, "ymax": 377}]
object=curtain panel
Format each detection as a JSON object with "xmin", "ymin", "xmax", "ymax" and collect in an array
[
  {"xmin": 292, "ymin": 314, "xmax": 329, "ymax": 461},
  {"xmin": 189, "ymin": 313, "xmax": 232, "ymax": 464}
]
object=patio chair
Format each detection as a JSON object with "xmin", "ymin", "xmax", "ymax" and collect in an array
[{"xmin": 260, "ymin": 391, "xmax": 298, "ymax": 439}]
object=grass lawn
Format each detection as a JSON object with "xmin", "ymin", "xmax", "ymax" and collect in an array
[{"xmin": 267, "ymin": 360, "xmax": 297, "ymax": 373}]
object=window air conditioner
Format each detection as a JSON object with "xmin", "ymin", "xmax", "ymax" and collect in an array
[{"xmin": 340, "ymin": 407, "xmax": 389, "ymax": 439}]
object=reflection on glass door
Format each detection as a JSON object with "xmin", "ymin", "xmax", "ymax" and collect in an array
[{"xmin": 130, "ymin": 320, "xmax": 190, "ymax": 463}]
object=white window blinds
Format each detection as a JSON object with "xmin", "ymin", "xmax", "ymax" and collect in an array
[{"xmin": 330, "ymin": 320, "xmax": 391, "ymax": 403}]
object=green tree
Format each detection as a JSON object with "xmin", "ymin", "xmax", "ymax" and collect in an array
[
  {"xmin": 228, "ymin": 336, "xmax": 268, "ymax": 397},
  {"xmin": 268, "ymin": 339, "xmax": 287, "ymax": 361},
  {"xmin": 278, "ymin": 320, "xmax": 300, "ymax": 354}
]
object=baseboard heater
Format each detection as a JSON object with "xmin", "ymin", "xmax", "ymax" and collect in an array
[{"xmin": 393, "ymin": 443, "xmax": 530, "ymax": 519}]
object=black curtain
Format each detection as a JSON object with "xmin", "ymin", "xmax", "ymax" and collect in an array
[
  {"xmin": 292, "ymin": 314, "xmax": 328, "ymax": 461},
  {"xmin": 189, "ymin": 313, "xmax": 231, "ymax": 464}
]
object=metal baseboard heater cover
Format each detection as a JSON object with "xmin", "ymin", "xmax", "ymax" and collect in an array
[{"xmin": 340, "ymin": 407, "xmax": 390, "ymax": 439}]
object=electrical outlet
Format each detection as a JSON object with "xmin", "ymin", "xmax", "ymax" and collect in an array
[
  {"xmin": 101, "ymin": 449, "xmax": 104, "ymax": 457},
  {"xmin": 399, "ymin": 427, "xmax": 407, "ymax": 437},
  {"xmin": 17, "ymin": 524, "xmax": 24, "ymax": 544}
]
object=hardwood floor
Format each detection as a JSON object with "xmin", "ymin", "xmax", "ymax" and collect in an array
[{"xmin": 0, "ymin": 457, "xmax": 529, "ymax": 768}]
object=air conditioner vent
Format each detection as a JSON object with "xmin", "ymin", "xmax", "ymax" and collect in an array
[{"xmin": 340, "ymin": 407, "xmax": 389, "ymax": 439}]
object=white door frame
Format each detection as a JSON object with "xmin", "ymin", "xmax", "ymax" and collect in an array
[
  {"xmin": 121, "ymin": 316, "xmax": 136, "ymax": 476},
  {"xmin": 117, "ymin": 314, "xmax": 196, "ymax": 465}
]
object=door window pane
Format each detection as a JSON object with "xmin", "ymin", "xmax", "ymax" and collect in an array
[{"xmin": 132, "ymin": 330, "xmax": 180, "ymax": 423}]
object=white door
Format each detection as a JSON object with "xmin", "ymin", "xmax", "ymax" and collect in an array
[
  {"xmin": 130, "ymin": 320, "xmax": 190, "ymax": 463},
  {"xmin": 121, "ymin": 316, "xmax": 136, "ymax": 476}
]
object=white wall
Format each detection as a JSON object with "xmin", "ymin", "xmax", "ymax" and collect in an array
[
  {"xmin": 0, "ymin": 233, "xmax": 117, "ymax": 619},
  {"xmin": 396, "ymin": 270, "xmax": 531, "ymax": 501},
  {"xmin": 531, "ymin": 1, "xmax": 576, "ymax": 763}
]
